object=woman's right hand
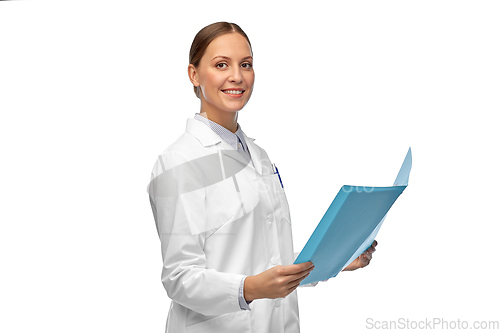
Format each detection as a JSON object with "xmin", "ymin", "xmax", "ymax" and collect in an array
[{"xmin": 244, "ymin": 262, "xmax": 315, "ymax": 301}]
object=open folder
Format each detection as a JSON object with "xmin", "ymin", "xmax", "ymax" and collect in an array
[{"xmin": 294, "ymin": 148, "xmax": 412, "ymax": 285}]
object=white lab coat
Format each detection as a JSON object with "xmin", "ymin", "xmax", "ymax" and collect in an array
[{"xmin": 147, "ymin": 117, "xmax": 303, "ymax": 333}]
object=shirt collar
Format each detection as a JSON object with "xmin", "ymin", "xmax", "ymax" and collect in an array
[{"xmin": 194, "ymin": 113, "xmax": 249, "ymax": 152}]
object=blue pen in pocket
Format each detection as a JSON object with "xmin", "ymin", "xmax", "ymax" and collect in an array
[{"xmin": 273, "ymin": 163, "xmax": 283, "ymax": 189}]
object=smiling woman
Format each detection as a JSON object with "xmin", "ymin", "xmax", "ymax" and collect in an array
[
  {"xmin": 187, "ymin": 23, "xmax": 255, "ymax": 132},
  {"xmin": 147, "ymin": 21, "xmax": 376, "ymax": 333}
]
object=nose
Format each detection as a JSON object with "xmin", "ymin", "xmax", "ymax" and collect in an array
[{"xmin": 228, "ymin": 67, "xmax": 243, "ymax": 83}]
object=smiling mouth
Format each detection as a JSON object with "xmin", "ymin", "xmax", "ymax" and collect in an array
[{"xmin": 221, "ymin": 89, "xmax": 245, "ymax": 95}]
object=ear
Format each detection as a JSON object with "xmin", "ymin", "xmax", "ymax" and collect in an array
[{"xmin": 188, "ymin": 64, "xmax": 200, "ymax": 87}]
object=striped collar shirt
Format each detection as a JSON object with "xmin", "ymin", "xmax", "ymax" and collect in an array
[{"xmin": 194, "ymin": 113, "xmax": 254, "ymax": 167}]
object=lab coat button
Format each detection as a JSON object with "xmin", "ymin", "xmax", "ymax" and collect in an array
[
  {"xmin": 267, "ymin": 214, "xmax": 274, "ymax": 222},
  {"xmin": 275, "ymin": 299, "xmax": 281, "ymax": 307}
]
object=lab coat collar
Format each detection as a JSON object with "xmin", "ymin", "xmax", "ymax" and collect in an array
[
  {"xmin": 186, "ymin": 117, "xmax": 222, "ymax": 147},
  {"xmin": 185, "ymin": 117, "xmax": 263, "ymax": 175}
]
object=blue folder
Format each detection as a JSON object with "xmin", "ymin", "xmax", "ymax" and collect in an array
[{"xmin": 294, "ymin": 148, "xmax": 412, "ymax": 285}]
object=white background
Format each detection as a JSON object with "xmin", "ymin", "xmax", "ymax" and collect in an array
[{"xmin": 1, "ymin": 0, "xmax": 499, "ymax": 332}]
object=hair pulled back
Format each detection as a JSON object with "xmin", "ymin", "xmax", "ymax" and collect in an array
[{"xmin": 189, "ymin": 22, "xmax": 252, "ymax": 98}]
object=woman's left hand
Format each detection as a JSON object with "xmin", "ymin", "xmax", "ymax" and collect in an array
[{"xmin": 342, "ymin": 240, "xmax": 378, "ymax": 271}]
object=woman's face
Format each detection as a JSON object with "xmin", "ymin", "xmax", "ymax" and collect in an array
[{"xmin": 191, "ymin": 33, "xmax": 254, "ymax": 114}]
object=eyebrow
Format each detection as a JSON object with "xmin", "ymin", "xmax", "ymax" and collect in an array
[{"xmin": 212, "ymin": 55, "xmax": 253, "ymax": 61}]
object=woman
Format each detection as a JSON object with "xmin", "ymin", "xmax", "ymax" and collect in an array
[{"xmin": 147, "ymin": 22, "xmax": 377, "ymax": 333}]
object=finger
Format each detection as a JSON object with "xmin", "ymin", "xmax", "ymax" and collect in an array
[
  {"xmin": 288, "ymin": 271, "xmax": 311, "ymax": 287},
  {"xmin": 287, "ymin": 280, "xmax": 301, "ymax": 292},
  {"xmin": 284, "ymin": 262, "xmax": 314, "ymax": 275},
  {"xmin": 365, "ymin": 244, "xmax": 377, "ymax": 254},
  {"xmin": 360, "ymin": 255, "xmax": 370, "ymax": 267},
  {"xmin": 288, "ymin": 268, "xmax": 312, "ymax": 284},
  {"xmin": 372, "ymin": 240, "xmax": 378, "ymax": 247},
  {"xmin": 288, "ymin": 266, "xmax": 313, "ymax": 284}
]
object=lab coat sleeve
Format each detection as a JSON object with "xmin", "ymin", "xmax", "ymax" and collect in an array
[{"xmin": 148, "ymin": 151, "xmax": 246, "ymax": 317}]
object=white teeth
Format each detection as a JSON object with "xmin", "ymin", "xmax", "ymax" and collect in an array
[{"xmin": 223, "ymin": 90, "xmax": 243, "ymax": 94}]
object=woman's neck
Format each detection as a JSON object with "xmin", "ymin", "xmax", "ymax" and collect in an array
[{"xmin": 199, "ymin": 109, "xmax": 239, "ymax": 133}]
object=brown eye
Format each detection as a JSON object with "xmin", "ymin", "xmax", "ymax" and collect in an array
[
  {"xmin": 216, "ymin": 63, "xmax": 228, "ymax": 69},
  {"xmin": 242, "ymin": 63, "xmax": 253, "ymax": 69}
]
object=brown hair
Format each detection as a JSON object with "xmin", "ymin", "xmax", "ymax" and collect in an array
[{"xmin": 189, "ymin": 22, "xmax": 253, "ymax": 98}]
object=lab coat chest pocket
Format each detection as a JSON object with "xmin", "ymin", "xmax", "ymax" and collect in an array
[
  {"xmin": 271, "ymin": 173, "xmax": 291, "ymax": 225},
  {"xmin": 233, "ymin": 168, "xmax": 260, "ymax": 217},
  {"xmin": 259, "ymin": 171, "xmax": 291, "ymax": 225}
]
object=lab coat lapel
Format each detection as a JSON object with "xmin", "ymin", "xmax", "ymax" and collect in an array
[
  {"xmin": 219, "ymin": 128, "xmax": 264, "ymax": 176},
  {"xmin": 218, "ymin": 137, "xmax": 263, "ymax": 176},
  {"xmin": 186, "ymin": 117, "xmax": 263, "ymax": 176},
  {"xmin": 241, "ymin": 131, "xmax": 263, "ymax": 175},
  {"xmin": 185, "ymin": 117, "xmax": 222, "ymax": 147}
]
